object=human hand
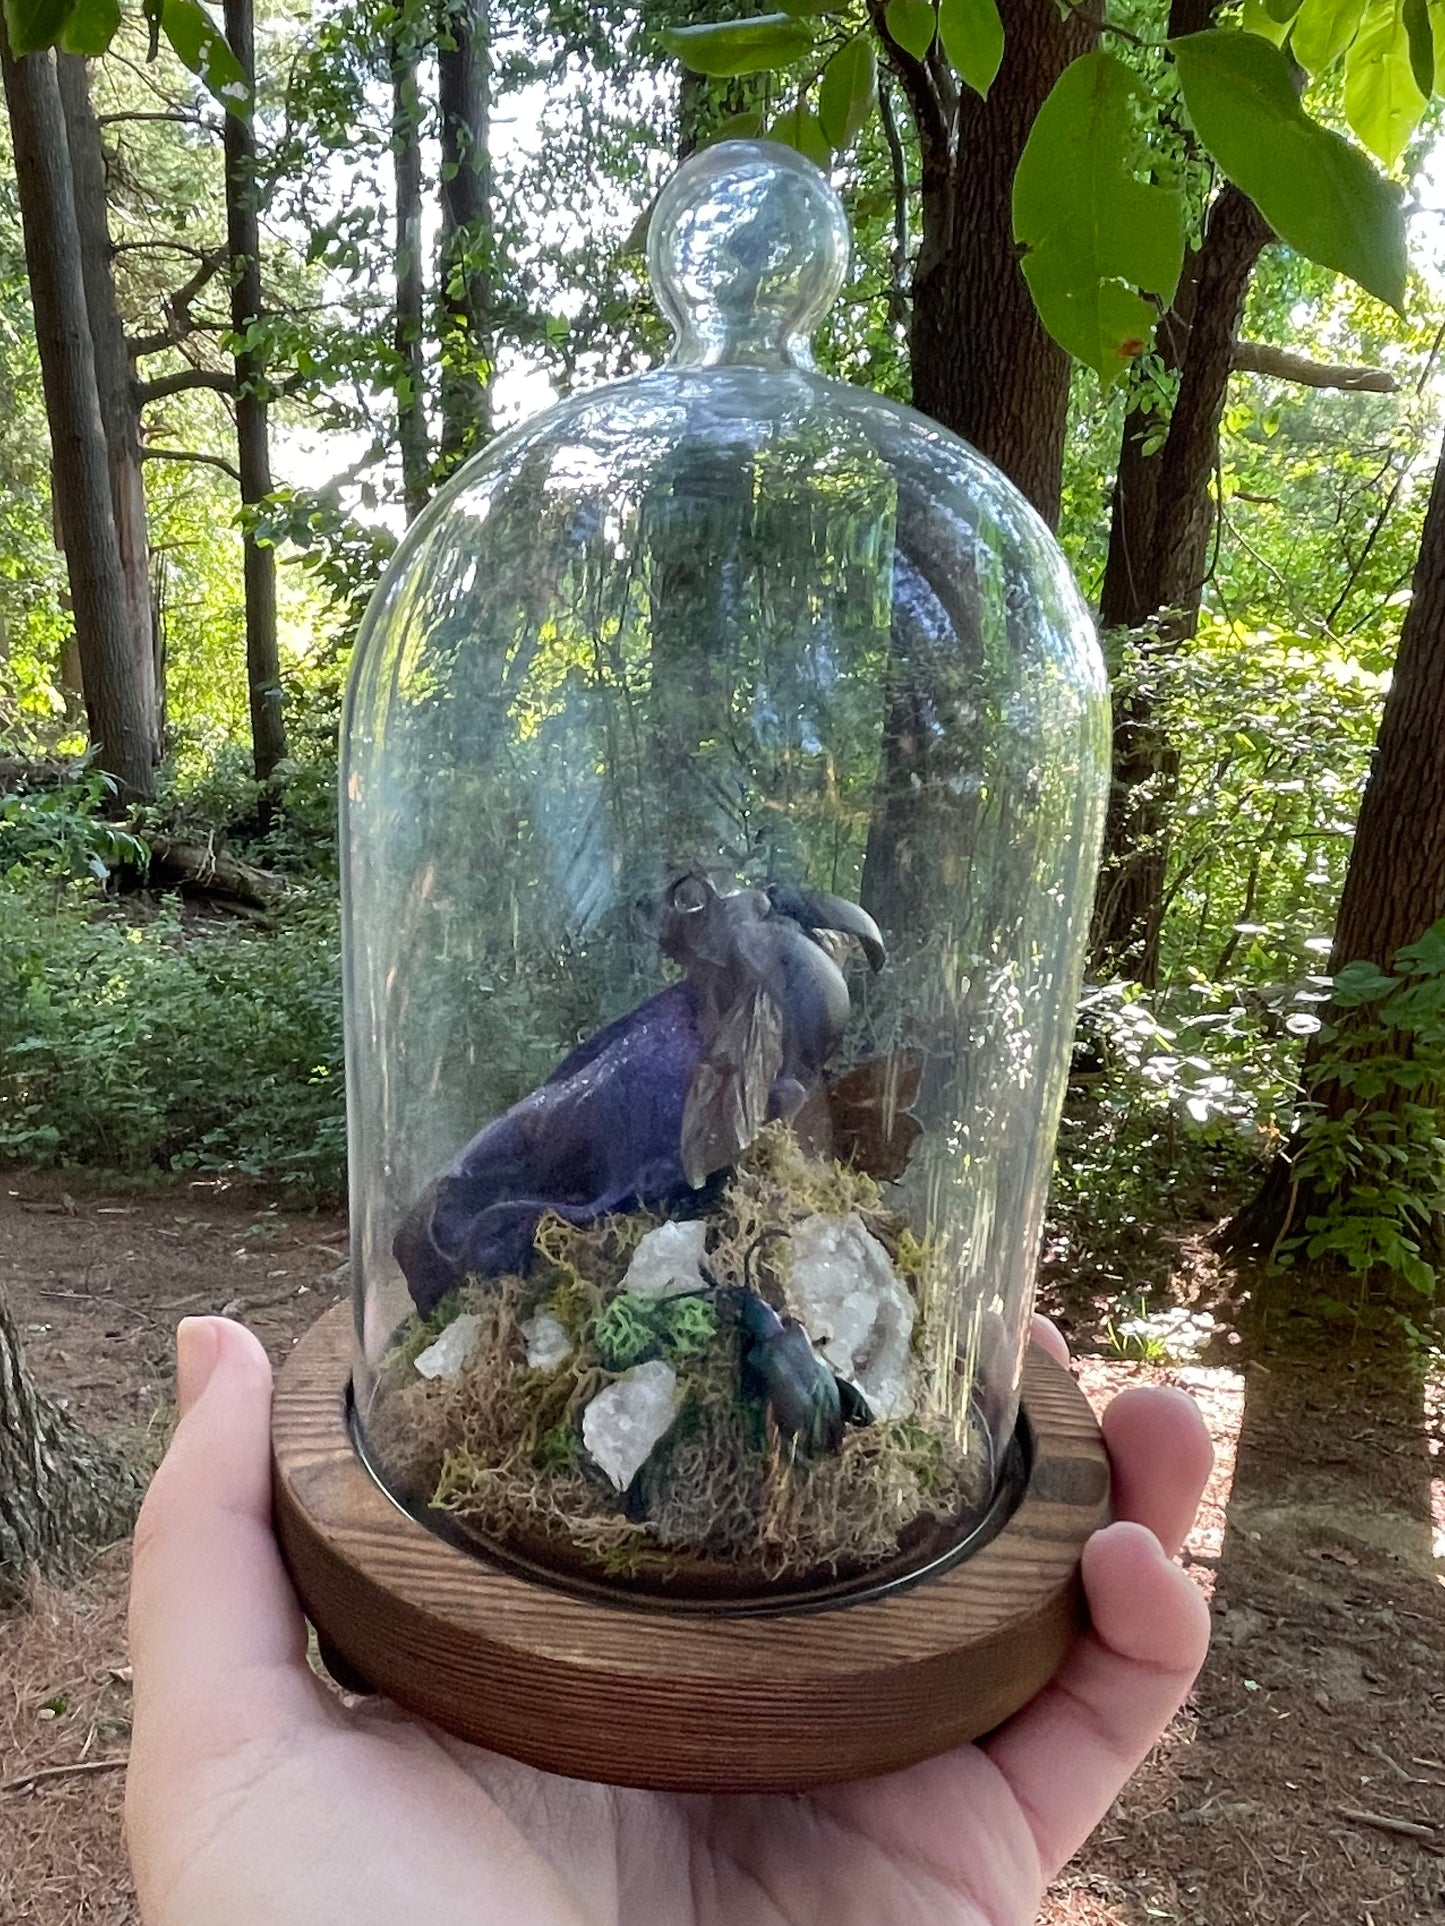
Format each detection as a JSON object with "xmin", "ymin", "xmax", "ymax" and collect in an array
[{"xmin": 126, "ymin": 1314, "xmax": 1211, "ymax": 1926}]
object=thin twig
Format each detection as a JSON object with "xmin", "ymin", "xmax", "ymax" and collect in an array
[
  {"xmin": 1335, "ymin": 1805, "xmax": 1438, "ymax": 1842},
  {"xmin": 1358, "ymin": 1738, "xmax": 1431, "ymax": 1783},
  {"xmin": 2, "ymin": 1757, "xmax": 128, "ymax": 1795}
]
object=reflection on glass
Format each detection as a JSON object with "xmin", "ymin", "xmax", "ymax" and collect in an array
[{"xmin": 343, "ymin": 141, "xmax": 1109, "ymax": 1602}]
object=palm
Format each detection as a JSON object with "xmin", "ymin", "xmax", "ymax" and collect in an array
[
  {"xmin": 136, "ymin": 1688, "xmax": 1037, "ymax": 1926},
  {"xmin": 126, "ymin": 1318, "xmax": 1211, "ymax": 1926}
]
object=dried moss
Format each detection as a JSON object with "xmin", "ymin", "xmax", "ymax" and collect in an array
[{"xmin": 364, "ymin": 1126, "xmax": 990, "ymax": 1593}]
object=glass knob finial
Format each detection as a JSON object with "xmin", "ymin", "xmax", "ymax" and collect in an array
[{"xmin": 647, "ymin": 139, "xmax": 849, "ymax": 369}]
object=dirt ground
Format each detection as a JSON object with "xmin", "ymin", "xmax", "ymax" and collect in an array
[{"xmin": 1, "ymin": 1176, "xmax": 1442, "ymax": 1926}]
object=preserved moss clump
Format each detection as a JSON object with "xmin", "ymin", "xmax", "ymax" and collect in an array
[{"xmin": 364, "ymin": 1126, "xmax": 990, "ymax": 1594}]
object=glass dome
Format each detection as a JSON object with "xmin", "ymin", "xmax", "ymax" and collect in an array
[{"xmin": 342, "ymin": 140, "xmax": 1108, "ymax": 1606}]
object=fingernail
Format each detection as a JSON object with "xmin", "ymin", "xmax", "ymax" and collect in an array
[{"xmin": 176, "ymin": 1317, "xmax": 221, "ymax": 1416}]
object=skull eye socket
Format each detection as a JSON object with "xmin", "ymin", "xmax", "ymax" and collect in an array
[{"xmin": 668, "ymin": 874, "xmax": 711, "ymax": 914}]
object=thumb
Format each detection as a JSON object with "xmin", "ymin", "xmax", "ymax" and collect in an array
[{"xmin": 129, "ymin": 1318, "xmax": 313, "ymax": 1734}]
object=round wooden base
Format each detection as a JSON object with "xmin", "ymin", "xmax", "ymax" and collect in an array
[{"xmin": 272, "ymin": 1302, "xmax": 1110, "ymax": 1792}]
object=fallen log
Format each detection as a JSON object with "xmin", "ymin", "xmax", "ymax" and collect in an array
[{"xmin": 141, "ymin": 835, "xmax": 285, "ymax": 910}]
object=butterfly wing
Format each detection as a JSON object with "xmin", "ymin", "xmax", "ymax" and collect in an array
[{"xmin": 680, "ymin": 986, "xmax": 785, "ymax": 1188}]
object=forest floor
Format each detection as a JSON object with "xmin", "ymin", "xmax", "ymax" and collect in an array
[{"xmin": 0, "ymin": 1176, "xmax": 1442, "ymax": 1926}]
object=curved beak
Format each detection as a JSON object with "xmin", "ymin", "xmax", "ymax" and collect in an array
[{"xmin": 766, "ymin": 885, "xmax": 886, "ymax": 972}]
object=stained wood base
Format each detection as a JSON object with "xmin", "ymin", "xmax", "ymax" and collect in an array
[{"xmin": 272, "ymin": 1302, "xmax": 1110, "ymax": 1792}]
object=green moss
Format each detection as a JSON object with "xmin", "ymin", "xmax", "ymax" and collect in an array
[
  {"xmin": 661, "ymin": 1293, "xmax": 718, "ymax": 1360},
  {"xmin": 593, "ymin": 1293, "xmax": 657, "ymax": 1368},
  {"xmin": 593, "ymin": 1290, "xmax": 719, "ymax": 1369},
  {"xmin": 531, "ymin": 1423, "xmax": 576, "ymax": 1472}
]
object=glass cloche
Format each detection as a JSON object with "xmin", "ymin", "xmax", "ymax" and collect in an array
[{"xmin": 342, "ymin": 140, "xmax": 1108, "ymax": 1607}]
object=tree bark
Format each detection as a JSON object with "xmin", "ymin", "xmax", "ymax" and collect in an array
[
  {"xmin": 392, "ymin": 40, "xmax": 430, "ymax": 521},
  {"xmin": 1090, "ymin": 183, "xmax": 1272, "ymax": 985},
  {"xmin": 877, "ymin": 0, "xmax": 1095, "ymax": 528},
  {"xmin": 1, "ymin": 36, "xmax": 155, "ymax": 801},
  {"xmin": 436, "ymin": 0, "xmax": 493, "ymax": 471},
  {"xmin": 56, "ymin": 52, "xmax": 161, "ymax": 770},
  {"xmin": 1227, "ymin": 429, "xmax": 1445, "ymax": 1253},
  {"xmin": 0, "ymin": 1289, "xmax": 140, "ymax": 1608},
  {"xmin": 223, "ymin": 0, "xmax": 287, "ymax": 785}
]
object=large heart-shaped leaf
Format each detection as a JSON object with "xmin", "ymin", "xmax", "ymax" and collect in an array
[
  {"xmin": 938, "ymin": 0, "xmax": 1004, "ymax": 97},
  {"xmin": 1171, "ymin": 30, "xmax": 1407, "ymax": 310},
  {"xmin": 660, "ymin": 14, "xmax": 815, "ymax": 76},
  {"xmin": 57, "ymin": 0, "xmax": 119, "ymax": 53},
  {"xmin": 818, "ymin": 36, "xmax": 877, "ymax": 149},
  {"xmin": 3, "ymin": 0, "xmax": 75, "ymax": 54},
  {"xmin": 1345, "ymin": 1, "xmax": 1427, "ymax": 162},
  {"xmin": 885, "ymin": 0, "xmax": 936, "ymax": 58},
  {"xmin": 1291, "ymin": 0, "xmax": 1365, "ymax": 69},
  {"xmin": 1013, "ymin": 51, "xmax": 1185, "ymax": 384},
  {"xmin": 161, "ymin": 0, "xmax": 251, "ymax": 114},
  {"xmin": 1403, "ymin": 0, "xmax": 1435, "ymax": 91},
  {"xmin": 769, "ymin": 101, "xmax": 832, "ymax": 165}
]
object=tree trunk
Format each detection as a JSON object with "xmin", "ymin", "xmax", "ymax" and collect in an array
[
  {"xmin": 1090, "ymin": 184, "xmax": 1272, "ymax": 984},
  {"xmin": 56, "ymin": 52, "xmax": 161, "ymax": 771},
  {"xmin": 436, "ymin": 0, "xmax": 493, "ymax": 471},
  {"xmin": 1227, "ymin": 429, "xmax": 1445, "ymax": 1253},
  {"xmin": 0, "ymin": 1289, "xmax": 140, "ymax": 1607},
  {"xmin": 888, "ymin": 0, "xmax": 1095, "ymax": 528},
  {"xmin": 223, "ymin": 0, "xmax": 287, "ymax": 786},
  {"xmin": 1, "ymin": 35, "xmax": 155, "ymax": 801},
  {"xmin": 392, "ymin": 39, "xmax": 429, "ymax": 521}
]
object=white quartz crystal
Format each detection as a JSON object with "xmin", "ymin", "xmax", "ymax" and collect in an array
[
  {"xmin": 582, "ymin": 1359, "xmax": 682, "ymax": 1490},
  {"xmin": 619, "ymin": 1219, "xmax": 708, "ymax": 1298},
  {"xmin": 784, "ymin": 1213, "xmax": 915, "ymax": 1419},
  {"xmin": 413, "ymin": 1313, "xmax": 481, "ymax": 1380},
  {"xmin": 521, "ymin": 1310, "xmax": 572, "ymax": 1371}
]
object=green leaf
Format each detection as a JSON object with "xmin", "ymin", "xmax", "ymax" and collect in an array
[
  {"xmin": 1345, "ymin": 1, "xmax": 1427, "ymax": 162},
  {"xmin": 3, "ymin": 0, "xmax": 76, "ymax": 54},
  {"xmin": 1291, "ymin": 0, "xmax": 1365, "ymax": 69},
  {"xmin": 1400, "ymin": 1251, "xmax": 1437, "ymax": 1294},
  {"xmin": 1013, "ymin": 51, "xmax": 1185, "ymax": 385},
  {"xmin": 885, "ymin": 0, "xmax": 937, "ymax": 58},
  {"xmin": 1403, "ymin": 0, "xmax": 1434, "ymax": 91},
  {"xmin": 161, "ymin": 0, "xmax": 251, "ymax": 114},
  {"xmin": 1330, "ymin": 960, "xmax": 1399, "ymax": 1005},
  {"xmin": 938, "ymin": 0, "xmax": 1004, "ymax": 97},
  {"xmin": 55, "ymin": 0, "xmax": 116, "ymax": 50},
  {"xmin": 1241, "ymin": 0, "xmax": 1292, "ymax": 42},
  {"xmin": 775, "ymin": 0, "xmax": 844, "ymax": 11},
  {"xmin": 1171, "ymin": 30, "xmax": 1407, "ymax": 310},
  {"xmin": 769, "ymin": 100, "xmax": 832, "ymax": 166},
  {"xmin": 57, "ymin": 0, "xmax": 118, "ymax": 52},
  {"xmin": 1394, "ymin": 920, "xmax": 1445, "ymax": 974},
  {"xmin": 1264, "ymin": 0, "xmax": 1305, "ymax": 19},
  {"xmin": 699, "ymin": 108, "xmax": 765, "ymax": 147},
  {"xmin": 818, "ymin": 36, "xmax": 877, "ymax": 149},
  {"xmin": 660, "ymin": 14, "xmax": 815, "ymax": 76}
]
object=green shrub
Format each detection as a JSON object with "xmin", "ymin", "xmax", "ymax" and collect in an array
[
  {"xmin": 1049, "ymin": 974, "xmax": 1299, "ymax": 1273},
  {"xmin": 0, "ymin": 881, "xmax": 345, "ymax": 1198},
  {"xmin": 1286, "ymin": 921, "xmax": 1445, "ymax": 1297},
  {"xmin": 0, "ymin": 771, "xmax": 148, "ymax": 884}
]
